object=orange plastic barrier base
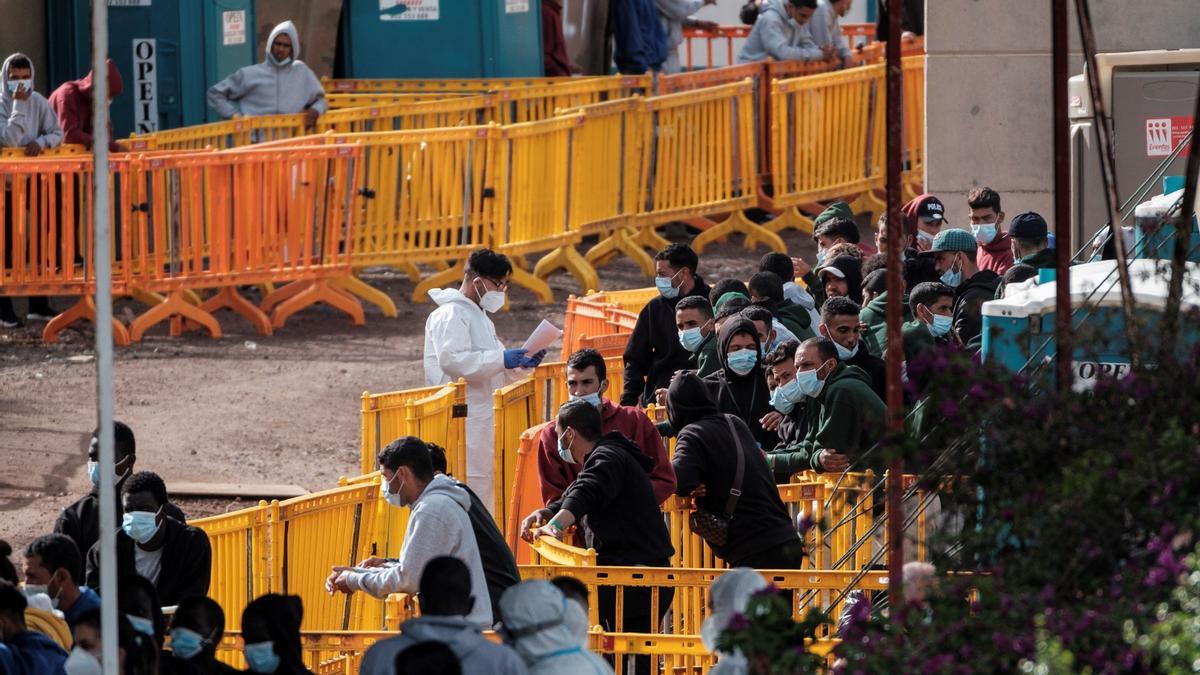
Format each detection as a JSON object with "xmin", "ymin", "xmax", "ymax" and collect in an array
[{"xmin": 42, "ymin": 295, "xmax": 131, "ymax": 346}]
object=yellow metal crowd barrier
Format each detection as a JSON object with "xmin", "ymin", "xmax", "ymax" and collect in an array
[
  {"xmin": 359, "ymin": 380, "xmax": 467, "ymax": 475},
  {"xmin": 188, "ymin": 501, "xmax": 273, "ymax": 630}
]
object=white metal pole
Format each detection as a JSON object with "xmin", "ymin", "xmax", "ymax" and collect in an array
[{"xmin": 90, "ymin": 1, "xmax": 118, "ymax": 672}]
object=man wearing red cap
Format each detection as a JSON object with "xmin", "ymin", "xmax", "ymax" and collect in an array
[{"xmin": 48, "ymin": 59, "xmax": 126, "ymax": 152}]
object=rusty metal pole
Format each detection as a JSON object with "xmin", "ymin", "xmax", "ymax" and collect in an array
[
  {"xmin": 1053, "ymin": 0, "xmax": 1072, "ymax": 392},
  {"xmin": 883, "ymin": 0, "xmax": 905, "ymax": 613}
]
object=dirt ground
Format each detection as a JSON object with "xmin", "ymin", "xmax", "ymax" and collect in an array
[{"xmin": 0, "ymin": 228, "xmax": 820, "ymax": 560}]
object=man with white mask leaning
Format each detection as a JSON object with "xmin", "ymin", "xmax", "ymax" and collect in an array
[
  {"xmin": 207, "ymin": 20, "xmax": 327, "ymax": 126},
  {"xmin": 424, "ymin": 248, "xmax": 545, "ymax": 512}
]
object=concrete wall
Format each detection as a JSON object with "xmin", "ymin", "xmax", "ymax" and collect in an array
[
  {"xmin": 924, "ymin": 0, "xmax": 1200, "ymax": 226},
  {"xmin": 0, "ymin": 1, "xmax": 48, "ymax": 92}
]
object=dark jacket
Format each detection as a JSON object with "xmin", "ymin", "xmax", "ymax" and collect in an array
[
  {"xmin": 776, "ymin": 299, "xmax": 815, "ymax": 341},
  {"xmin": 702, "ymin": 317, "xmax": 778, "ymax": 450},
  {"xmin": 875, "ymin": 0, "xmax": 924, "ymax": 40},
  {"xmin": 859, "ymin": 290, "xmax": 911, "ymax": 358},
  {"xmin": 1018, "ymin": 247, "xmax": 1056, "ymax": 270},
  {"xmin": 542, "ymin": 0, "xmax": 573, "ymax": 76},
  {"xmin": 690, "ymin": 331, "xmax": 722, "ymax": 378},
  {"xmin": 622, "ymin": 277, "xmax": 711, "ymax": 406},
  {"xmin": 455, "ymin": 478, "xmax": 520, "ymax": 622},
  {"xmin": 611, "ymin": 0, "xmax": 668, "ymax": 74},
  {"xmin": 668, "ymin": 373, "xmax": 800, "ymax": 566},
  {"xmin": 952, "ymin": 270, "xmax": 1001, "ymax": 351},
  {"xmin": 903, "ymin": 248, "xmax": 940, "ymax": 291},
  {"xmin": 0, "ymin": 631, "xmax": 67, "ymax": 675},
  {"xmin": 765, "ymin": 364, "xmax": 887, "ymax": 474},
  {"xmin": 242, "ymin": 594, "xmax": 313, "ymax": 675},
  {"xmin": 771, "ymin": 403, "xmax": 811, "ymax": 484},
  {"xmin": 801, "ymin": 271, "xmax": 827, "ymax": 309},
  {"xmin": 163, "ymin": 653, "xmax": 241, "ymax": 675},
  {"xmin": 55, "ymin": 490, "xmax": 187, "ymax": 566},
  {"xmin": 85, "ymin": 516, "xmax": 211, "ymax": 606},
  {"xmin": 845, "ymin": 346, "xmax": 888, "ymax": 401},
  {"xmin": 549, "ymin": 432, "xmax": 674, "ymax": 566}
]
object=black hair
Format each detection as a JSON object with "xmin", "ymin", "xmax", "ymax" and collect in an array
[
  {"xmin": 119, "ymin": 573, "xmax": 165, "ymax": 643},
  {"xmin": 93, "ymin": 420, "xmax": 137, "ymax": 460},
  {"xmin": 813, "ymin": 216, "xmax": 860, "ymax": 244},
  {"xmin": 861, "ymin": 253, "xmax": 887, "ymax": 277},
  {"xmin": 748, "ymin": 271, "xmax": 785, "ymax": 304},
  {"xmin": 862, "ymin": 269, "xmax": 888, "ymax": 295},
  {"xmin": 378, "ymin": 436, "xmax": 434, "ymax": 482},
  {"xmin": 25, "ymin": 534, "xmax": 82, "ymax": 584},
  {"xmin": 762, "ymin": 339, "xmax": 800, "ymax": 369},
  {"xmin": 820, "ymin": 296, "xmax": 862, "ymax": 323},
  {"xmin": 0, "ymin": 540, "xmax": 16, "ymax": 585},
  {"xmin": 466, "ymin": 248, "xmax": 513, "ymax": 280},
  {"xmin": 676, "ymin": 295, "xmax": 714, "ymax": 319},
  {"xmin": 0, "ymin": 579, "xmax": 26, "ymax": 620},
  {"xmin": 395, "ymin": 641, "xmax": 462, "ymax": 675},
  {"xmin": 715, "ymin": 295, "xmax": 752, "ymax": 323},
  {"xmin": 908, "ymin": 282, "xmax": 955, "ymax": 316},
  {"xmin": 173, "ymin": 595, "xmax": 226, "ymax": 645},
  {"xmin": 427, "ymin": 443, "xmax": 448, "ymax": 475},
  {"xmin": 122, "ymin": 471, "xmax": 167, "ymax": 508},
  {"xmin": 789, "ymin": 0, "xmax": 817, "ymax": 8},
  {"xmin": 655, "ymin": 243, "xmax": 699, "ymax": 274},
  {"xmin": 557, "ymin": 399, "xmax": 602, "ymax": 441},
  {"xmin": 8, "ymin": 57, "xmax": 31, "ymax": 72},
  {"xmin": 566, "ymin": 348, "xmax": 607, "ymax": 384},
  {"xmin": 709, "ymin": 278, "xmax": 749, "ymax": 307},
  {"xmin": 551, "ymin": 576, "xmax": 590, "ymax": 609},
  {"xmin": 1002, "ymin": 263, "xmax": 1039, "ymax": 286},
  {"xmin": 758, "ymin": 253, "xmax": 795, "ymax": 284},
  {"xmin": 740, "ymin": 0, "xmax": 760, "ymax": 24},
  {"xmin": 800, "ymin": 337, "xmax": 839, "ymax": 363},
  {"xmin": 418, "ymin": 556, "xmax": 473, "ymax": 617},
  {"xmin": 740, "ymin": 305, "xmax": 774, "ymax": 330}
]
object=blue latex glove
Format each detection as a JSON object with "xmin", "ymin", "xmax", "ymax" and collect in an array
[
  {"xmin": 503, "ymin": 348, "xmax": 529, "ymax": 369},
  {"xmin": 520, "ymin": 350, "xmax": 548, "ymax": 369}
]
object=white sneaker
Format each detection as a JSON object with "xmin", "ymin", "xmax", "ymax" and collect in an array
[
  {"xmin": 26, "ymin": 312, "xmax": 56, "ymax": 322},
  {"xmin": 0, "ymin": 317, "xmax": 21, "ymax": 329}
]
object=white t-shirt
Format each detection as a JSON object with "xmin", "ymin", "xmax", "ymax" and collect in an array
[{"xmin": 134, "ymin": 546, "xmax": 163, "ymax": 585}]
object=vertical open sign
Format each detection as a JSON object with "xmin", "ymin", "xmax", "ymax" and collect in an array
[{"xmin": 132, "ymin": 38, "xmax": 159, "ymax": 133}]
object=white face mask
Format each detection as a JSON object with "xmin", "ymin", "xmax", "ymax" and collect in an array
[
  {"xmin": 381, "ymin": 473, "xmax": 406, "ymax": 508},
  {"xmin": 64, "ymin": 647, "xmax": 103, "ymax": 675},
  {"xmin": 474, "ymin": 278, "xmax": 505, "ymax": 313}
]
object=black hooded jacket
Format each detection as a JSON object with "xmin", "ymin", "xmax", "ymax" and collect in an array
[
  {"xmin": 242, "ymin": 594, "xmax": 313, "ymax": 675},
  {"xmin": 622, "ymin": 276, "xmax": 712, "ymax": 406},
  {"xmin": 550, "ymin": 432, "xmax": 674, "ymax": 566},
  {"xmin": 821, "ymin": 255, "xmax": 864, "ymax": 305},
  {"xmin": 668, "ymin": 373, "xmax": 800, "ymax": 566},
  {"xmin": 953, "ymin": 269, "xmax": 1001, "ymax": 350},
  {"xmin": 702, "ymin": 317, "xmax": 778, "ymax": 450},
  {"xmin": 85, "ymin": 516, "xmax": 211, "ymax": 607}
]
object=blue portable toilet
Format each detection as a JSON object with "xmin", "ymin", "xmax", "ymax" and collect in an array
[
  {"xmin": 338, "ymin": 0, "xmax": 543, "ymax": 78},
  {"xmin": 46, "ymin": 0, "xmax": 257, "ymax": 137},
  {"xmin": 1130, "ymin": 187, "xmax": 1200, "ymax": 263},
  {"xmin": 981, "ymin": 259, "xmax": 1200, "ymax": 389}
]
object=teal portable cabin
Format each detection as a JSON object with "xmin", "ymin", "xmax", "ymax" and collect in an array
[
  {"xmin": 338, "ymin": 0, "xmax": 543, "ymax": 78},
  {"xmin": 46, "ymin": 0, "xmax": 257, "ymax": 137},
  {"xmin": 981, "ymin": 259, "xmax": 1200, "ymax": 389}
]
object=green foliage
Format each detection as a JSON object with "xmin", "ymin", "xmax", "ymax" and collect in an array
[{"xmin": 714, "ymin": 586, "xmax": 830, "ymax": 674}]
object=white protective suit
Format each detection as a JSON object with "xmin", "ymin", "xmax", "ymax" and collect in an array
[
  {"xmin": 702, "ymin": 568, "xmax": 768, "ymax": 675},
  {"xmin": 206, "ymin": 20, "xmax": 328, "ymax": 119},
  {"xmin": 499, "ymin": 581, "xmax": 613, "ymax": 675},
  {"xmin": 423, "ymin": 288, "xmax": 524, "ymax": 512}
]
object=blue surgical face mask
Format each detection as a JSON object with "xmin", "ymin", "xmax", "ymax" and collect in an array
[
  {"xmin": 678, "ymin": 326, "xmax": 707, "ymax": 352},
  {"xmin": 928, "ymin": 313, "xmax": 953, "ymax": 338},
  {"xmin": 170, "ymin": 627, "xmax": 208, "ymax": 660},
  {"xmin": 769, "ymin": 377, "xmax": 804, "ymax": 413},
  {"xmin": 126, "ymin": 614, "xmax": 155, "ymax": 638},
  {"xmin": 122, "ymin": 510, "xmax": 160, "ymax": 545},
  {"xmin": 268, "ymin": 53, "xmax": 292, "ymax": 67},
  {"xmin": 87, "ymin": 460, "xmax": 100, "ymax": 486},
  {"xmin": 244, "ymin": 641, "xmax": 280, "ymax": 674},
  {"xmin": 655, "ymin": 274, "xmax": 680, "ymax": 299},
  {"xmin": 972, "ymin": 222, "xmax": 998, "ymax": 245},
  {"xmin": 940, "ymin": 253, "xmax": 963, "ymax": 287},
  {"xmin": 6, "ymin": 79, "xmax": 31, "ymax": 95},
  {"xmin": 570, "ymin": 391, "xmax": 602, "ymax": 409},
  {"xmin": 815, "ymin": 250, "xmax": 827, "ymax": 266},
  {"xmin": 833, "ymin": 339, "xmax": 859, "ymax": 360},
  {"xmin": 556, "ymin": 429, "xmax": 576, "ymax": 464},
  {"xmin": 795, "ymin": 363, "xmax": 832, "ymax": 398},
  {"xmin": 726, "ymin": 349, "xmax": 758, "ymax": 376}
]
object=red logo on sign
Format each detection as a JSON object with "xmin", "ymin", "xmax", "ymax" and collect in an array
[{"xmin": 1146, "ymin": 116, "xmax": 1194, "ymax": 158}]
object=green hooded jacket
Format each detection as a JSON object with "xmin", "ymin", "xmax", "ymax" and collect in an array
[
  {"xmin": 764, "ymin": 363, "xmax": 887, "ymax": 475},
  {"xmin": 859, "ymin": 291, "xmax": 910, "ymax": 358},
  {"xmin": 776, "ymin": 299, "xmax": 816, "ymax": 341}
]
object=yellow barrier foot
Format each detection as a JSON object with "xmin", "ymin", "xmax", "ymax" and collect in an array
[
  {"xmin": 398, "ymin": 262, "xmax": 422, "ymax": 283},
  {"xmin": 42, "ymin": 295, "xmax": 131, "ymax": 347},
  {"xmin": 260, "ymin": 281, "xmax": 310, "ymax": 315},
  {"xmin": 332, "ymin": 275, "xmax": 398, "ymax": 318},
  {"xmin": 256, "ymin": 283, "xmax": 276, "ymax": 298},
  {"xmin": 270, "ymin": 279, "xmax": 366, "ymax": 329},
  {"xmin": 850, "ymin": 189, "xmax": 888, "ymax": 224},
  {"xmin": 508, "ymin": 266, "xmax": 554, "ymax": 304},
  {"xmin": 533, "ymin": 247, "xmax": 599, "ymax": 295},
  {"xmin": 412, "ymin": 261, "xmax": 464, "ymax": 303},
  {"xmin": 130, "ymin": 291, "xmax": 222, "ymax": 342},
  {"xmin": 128, "ymin": 287, "xmax": 166, "ymax": 307},
  {"xmin": 584, "ymin": 227, "xmax": 655, "ymax": 276},
  {"xmin": 764, "ymin": 206, "xmax": 817, "ymax": 236},
  {"xmin": 692, "ymin": 210, "xmax": 786, "ymax": 254},
  {"xmin": 902, "ymin": 180, "xmax": 921, "ymax": 205},
  {"xmin": 633, "ymin": 227, "xmax": 671, "ymax": 253}
]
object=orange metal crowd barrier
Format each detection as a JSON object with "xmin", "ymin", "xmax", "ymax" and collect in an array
[{"xmin": 492, "ymin": 378, "xmax": 538, "ymax": 522}]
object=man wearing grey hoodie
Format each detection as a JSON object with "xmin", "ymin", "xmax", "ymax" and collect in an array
[
  {"xmin": 206, "ymin": 20, "xmax": 327, "ymax": 127},
  {"xmin": 359, "ymin": 556, "xmax": 527, "ymax": 675},
  {"xmin": 326, "ymin": 436, "xmax": 493, "ymax": 627},
  {"xmin": 1, "ymin": 53, "xmax": 63, "ymax": 327},
  {"xmin": 736, "ymin": 0, "xmax": 824, "ymax": 64}
]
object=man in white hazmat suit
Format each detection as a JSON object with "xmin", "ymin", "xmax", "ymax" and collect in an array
[
  {"xmin": 499, "ymin": 581, "xmax": 613, "ymax": 675},
  {"xmin": 703, "ymin": 568, "xmax": 769, "ymax": 674},
  {"xmin": 206, "ymin": 20, "xmax": 327, "ymax": 126},
  {"xmin": 423, "ymin": 249, "xmax": 546, "ymax": 512}
]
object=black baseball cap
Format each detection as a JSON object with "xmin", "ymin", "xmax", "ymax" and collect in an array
[
  {"xmin": 1009, "ymin": 212, "xmax": 1048, "ymax": 240},
  {"xmin": 914, "ymin": 195, "xmax": 945, "ymax": 222}
]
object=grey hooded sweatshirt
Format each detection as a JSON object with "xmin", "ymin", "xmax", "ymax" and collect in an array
[
  {"xmin": 0, "ymin": 53, "xmax": 63, "ymax": 149},
  {"xmin": 736, "ymin": 0, "xmax": 822, "ymax": 64},
  {"xmin": 359, "ymin": 615, "xmax": 528, "ymax": 675},
  {"xmin": 341, "ymin": 474, "xmax": 493, "ymax": 627},
  {"xmin": 206, "ymin": 20, "xmax": 328, "ymax": 119}
]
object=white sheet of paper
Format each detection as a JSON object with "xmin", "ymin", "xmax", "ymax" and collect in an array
[{"xmin": 521, "ymin": 319, "xmax": 563, "ymax": 354}]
